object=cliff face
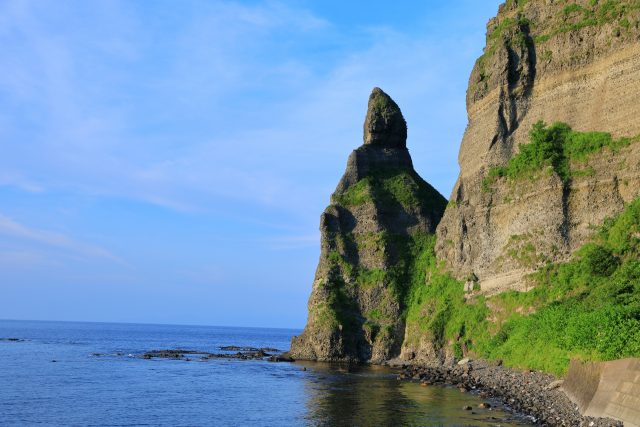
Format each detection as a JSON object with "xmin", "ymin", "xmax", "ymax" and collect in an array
[
  {"xmin": 292, "ymin": 1, "xmax": 640, "ymax": 369},
  {"xmin": 290, "ymin": 88, "xmax": 447, "ymax": 363},
  {"xmin": 436, "ymin": 0, "xmax": 640, "ymax": 292}
]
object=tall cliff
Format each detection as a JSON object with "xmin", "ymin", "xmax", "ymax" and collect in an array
[
  {"xmin": 292, "ymin": 1, "xmax": 640, "ymax": 373},
  {"xmin": 290, "ymin": 88, "xmax": 447, "ymax": 363},
  {"xmin": 436, "ymin": 0, "xmax": 640, "ymax": 292}
]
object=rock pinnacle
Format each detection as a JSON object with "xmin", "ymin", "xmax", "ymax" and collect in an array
[{"xmin": 363, "ymin": 87, "xmax": 407, "ymax": 148}]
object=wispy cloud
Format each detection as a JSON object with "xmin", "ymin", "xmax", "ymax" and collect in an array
[
  {"xmin": 0, "ymin": 172, "xmax": 44, "ymax": 193},
  {"xmin": 0, "ymin": 214, "xmax": 122, "ymax": 263},
  {"xmin": 0, "ymin": 0, "xmax": 335, "ymax": 215},
  {"xmin": 0, "ymin": 249, "xmax": 56, "ymax": 267},
  {"xmin": 0, "ymin": 0, "xmax": 500, "ymax": 325},
  {"xmin": 265, "ymin": 233, "xmax": 320, "ymax": 250},
  {"xmin": 0, "ymin": 0, "xmax": 487, "ymax": 220}
]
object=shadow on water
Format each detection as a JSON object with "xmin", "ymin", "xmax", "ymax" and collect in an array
[{"xmin": 296, "ymin": 362, "xmax": 532, "ymax": 427}]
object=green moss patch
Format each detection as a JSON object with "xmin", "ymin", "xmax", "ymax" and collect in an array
[
  {"xmin": 483, "ymin": 121, "xmax": 639, "ymax": 191},
  {"xmin": 334, "ymin": 169, "xmax": 447, "ymax": 214},
  {"xmin": 535, "ymin": 0, "xmax": 640, "ymax": 43}
]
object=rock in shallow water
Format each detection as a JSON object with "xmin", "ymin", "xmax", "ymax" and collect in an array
[{"xmin": 140, "ymin": 347, "xmax": 287, "ymax": 362}]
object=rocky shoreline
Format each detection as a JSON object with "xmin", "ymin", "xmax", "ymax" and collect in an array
[{"xmin": 392, "ymin": 359, "xmax": 622, "ymax": 427}]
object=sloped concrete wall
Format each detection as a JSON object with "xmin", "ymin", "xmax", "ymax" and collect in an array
[
  {"xmin": 563, "ymin": 358, "xmax": 640, "ymax": 427},
  {"xmin": 563, "ymin": 359, "xmax": 604, "ymax": 413}
]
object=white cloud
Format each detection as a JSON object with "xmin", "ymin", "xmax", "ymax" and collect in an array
[
  {"xmin": 0, "ymin": 214, "xmax": 122, "ymax": 263},
  {"xmin": 0, "ymin": 0, "xmax": 487, "ymax": 222},
  {"xmin": 0, "ymin": 250, "xmax": 55, "ymax": 267},
  {"xmin": 265, "ymin": 233, "xmax": 320, "ymax": 250},
  {"xmin": 0, "ymin": 172, "xmax": 44, "ymax": 193},
  {"xmin": 0, "ymin": 0, "xmax": 500, "ymax": 325}
]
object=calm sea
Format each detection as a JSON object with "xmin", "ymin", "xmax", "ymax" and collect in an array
[{"xmin": 0, "ymin": 320, "xmax": 532, "ymax": 426}]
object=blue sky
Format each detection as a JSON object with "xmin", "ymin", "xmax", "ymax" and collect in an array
[{"xmin": 0, "ymin": 0, "xmax": 501, "ymax": 328}]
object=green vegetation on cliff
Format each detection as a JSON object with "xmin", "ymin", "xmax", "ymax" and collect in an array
[
  {"xmin": 484, "ymin": 13, "xmax": 531, "ymax": 59},
  {"xmin": 311, "ymin": 120, "xmax": 639, "ymax": 370},
  {"xmin": 309, "ymin": 166, "xmax": 447, "ymax": 356},
  {"xmin": 535, "ymin": 0, "xmax": 640, "ymax": 43},
  {"xmin": 320, "ymin": 232, "xmax": 438, "ymax": 340},
  {"xmin": 483, "ymin": 121, "xmax": 640, "ymax": 191},
  {"xmin": 473, "ymin": 0, "xmax": 640, "ymax": 94},
  {"xmin": 480, "ymin": 197, "xmax": 640, "ymax": 373},
  {"xmin": 324, "ymin": 229, "xmax": 481, "ymax": 355},
  {"xmin": 333, "ymin": 169, "xmax": 447, "ymax": 213},
  {"xmin": 404, "ymin": 247, "xmax": 489, "ymax": 357},
  {"xmin": 325, "ymin": 167, "xmax": 640, "ymax": 373},
  {"xmin": 406, "ymin": 197, "xmax": 640, "ymax": 375},
  {"xmin": 475, "ymin": 11, "xmax": 530, "ymax": 85}
]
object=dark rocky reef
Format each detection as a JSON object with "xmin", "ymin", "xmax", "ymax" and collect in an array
[
  {"xmin": 290, "ymin": 88, "xmax": 447, "ymax": 363},
  {"xmin": 138, "ymin": 346, "xmax": 290, "ymax": 362},
  {"xmin": 0, "ymin": 338, "xmax": 27, "ymax": 342}
]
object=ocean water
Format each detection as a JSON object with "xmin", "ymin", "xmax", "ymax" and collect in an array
[{"xmin": 0, "ymin": 320, "xmax": 532, "ymax": 426}]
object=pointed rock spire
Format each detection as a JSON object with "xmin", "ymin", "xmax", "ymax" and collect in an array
[
  {"xmin": 290, "ymin": 87, "xmax": 446, "ymax": 364},
  {"xmin": 363, "ymin": 87, "xmax": 407, "ymax": 148}
]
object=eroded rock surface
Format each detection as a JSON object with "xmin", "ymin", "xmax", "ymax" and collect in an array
[
  {"xmin": 290, "ymin": 88, "xmax": 447, "ymax": 363},
  {"xmin": 139, "ymin": 346, "xmax": 283, "ymax": 361},
  {"xmin": 436, "ymin": 0, "xmax": 640, "ymax": 291}
]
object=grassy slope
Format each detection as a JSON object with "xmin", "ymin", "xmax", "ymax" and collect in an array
[
  {"xmin": 403, "ymin": 197, "xmax": 640, "ymax": 375},
  {"xmin": 483, "ymin": 198, "xmax": 640, "ymax": 374},
  {"xmin": 410, "ymin": 122, "xmax": 640, "ymax": 375}
]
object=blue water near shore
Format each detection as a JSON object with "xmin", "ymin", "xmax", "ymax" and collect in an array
[{"xmin": 0, "ymin": 320, "xmax": 532, "ymax": 426}]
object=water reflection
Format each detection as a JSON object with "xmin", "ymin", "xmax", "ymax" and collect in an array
[{"xmin": 298, "ymin": 362, "xmax": 532, "ymax": 427}]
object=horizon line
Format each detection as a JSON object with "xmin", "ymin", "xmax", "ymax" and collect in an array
[{"xmin": 0, "ymin": 318, "xmax": 303, "ymax": 331}]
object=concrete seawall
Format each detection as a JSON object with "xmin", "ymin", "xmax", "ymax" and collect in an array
[{"xmin": 563, "ymin": 358, "xmax": 640, "ymax": 427}]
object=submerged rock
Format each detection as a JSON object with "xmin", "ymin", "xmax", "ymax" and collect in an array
[
  {"xmin": 141, "ymin": 347, "xmax": 282, "ymax": 362},
  {"xmin": 220, "ymin": 346, "xmax": 280, "ymax": 352},
  {"xmin": 267, "ymin": 352, "xmax": 295, "ymax": 362}
]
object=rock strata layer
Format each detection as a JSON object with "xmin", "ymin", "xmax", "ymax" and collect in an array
[
  {"xmin": 436, "ymin": 0, "xmax": 640, "ymax": 291},
  {"xmin": 290, "ymin": 88, "xmax": 447, "ymax": 363}
]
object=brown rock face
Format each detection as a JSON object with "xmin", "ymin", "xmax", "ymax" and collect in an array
[
  {"xmin": 436, "ymin": 0, "xmax": 640, "ymax": 291},
  {"xmin": 290, "ymin": 88, "xmax": 447, "ymax": 363},
  {"xmin": 363, "ymin": 87, "xmax": 407, "ymax": 148}
]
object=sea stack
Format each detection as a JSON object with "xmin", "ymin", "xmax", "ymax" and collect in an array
[{"xmin": 290, "ymin": 88, "xmax": 447, "ymax": 363}]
